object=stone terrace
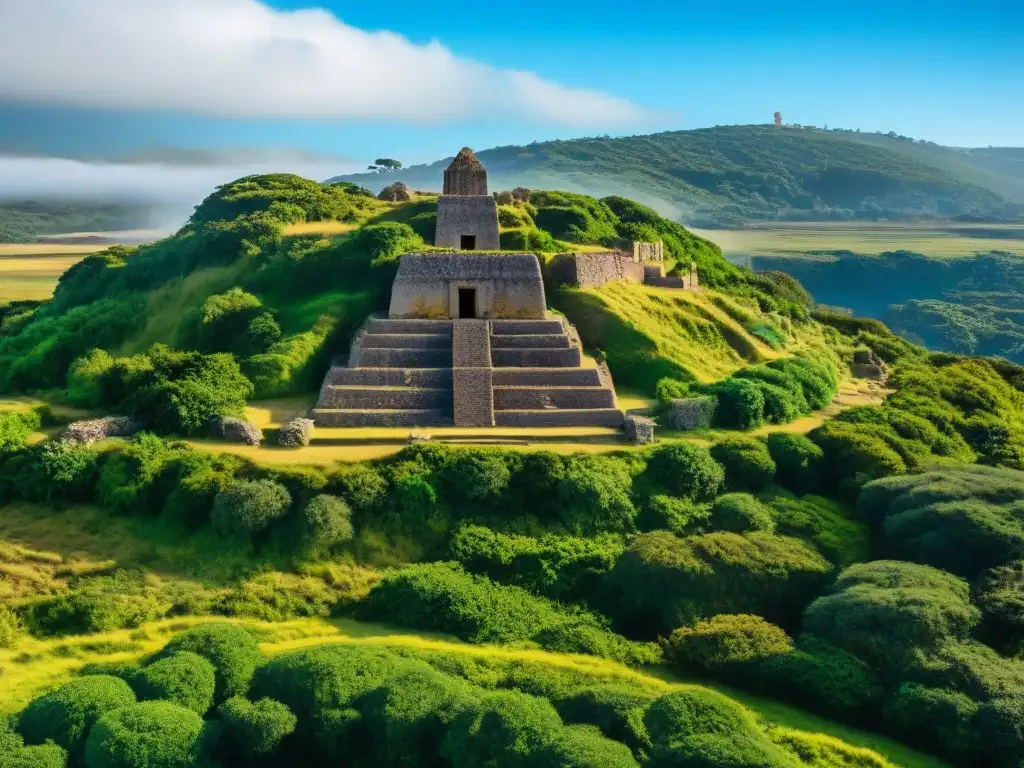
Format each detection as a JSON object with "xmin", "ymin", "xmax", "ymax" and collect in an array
[{"xmin": 312, "ymin": 317, "xmax": 623, "ymax": 428}]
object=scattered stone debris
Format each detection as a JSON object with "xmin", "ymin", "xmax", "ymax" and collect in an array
[
  {"xmin": 409, "ymin": 432, "xmax": 433, "ymax": 444},
  {"xmin": 624, "ymin": 415, "xmax": 657, "ymax": 444},
  {"xmin": 278, "ymin": 418, "xmax": 315, "ymax": 448},
  {"xmin": 851, "ymin": 349, "xmax": 889, "ymax": 381},
  {"xmin": 669, "ymin": 396, "xmax": 718, "ymax": 431},
  {"xmin": 62, "ymin": 416, "xmax": 141, "ymax": 446},
  {"xmin": 212, "ymin": 417, "xmax": 264, "ymax": 446}
]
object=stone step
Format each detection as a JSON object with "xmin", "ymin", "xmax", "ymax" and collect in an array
[
  {"xmin": 312, "ymin": 409, "xmax": 453, "ymax": 427},
  {"xmin": 493, "ymin": 386, "xmax": 616, "ymax": 410},
  {"xmin": 324, "ymin": 367, "xmax": 453, "ymax": 387},
  {"xmin": 494, "ymin": 409, "xmax": 625, "ymax": 428},
  {"xmin": 490, "ymin": 334, "xmax": 570, "ymax": 350},
  {"xmin": 491, "ymin": 348, "xmax": 581, "ymax": 368},
  {"xmin": 491, "ymin": 320, "xmax": 564, "ymax": 335},
  {"xmin": 316, "ymin": 386, "xmax": 451, "ymax": 410},
  {"xmin": 358, "ymin": 348, "xmax": 454, "ymax": 368},
  {"xmin": 491, "ymin": 368, "xmax": 603, "ymax": 387},
  {"xmin": 365, "ymin": 319, "xmax": 453, "ymax": 334},
  {"xmin": 361, "ymin": 333, "xmax": 452, "ymax": 350}
]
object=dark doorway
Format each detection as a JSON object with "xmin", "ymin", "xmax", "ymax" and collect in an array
[
  {"xmin": 458, "ymin": 288, "xmax": 477, "ymax": 319},
  {"xmin": 460, "ymin": 234, "xmax": 476, "ymax": 250}
]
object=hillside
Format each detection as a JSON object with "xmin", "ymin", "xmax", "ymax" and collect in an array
[
  {"xmin": 329, "ymin": 125, "xmax": 1021, "ymax": 224},
  {"xmin": 2, "ymin": 173, "xmax": 1024, "ymax": 768},
  {"xmin": 0, "ymin": 200, "xmax": 147, "ymax": 243}
]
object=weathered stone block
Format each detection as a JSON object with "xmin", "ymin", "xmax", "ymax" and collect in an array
[
  {"xmin": 212, "ymin": 417, "xmax": 264, "ymax": 446},
  {"xmin": 624, "ymin": 415, "xmax": 656, "ymax": 444},
  {"xmin": 278, "ymin": 418, "xmax": 314, "ymax": 448},
  {"xmin": 62, "ymin": 416, "xmax": 141, "ymax": 445}
]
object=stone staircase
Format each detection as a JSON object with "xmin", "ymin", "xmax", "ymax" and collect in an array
[
  {"xmin": 490, "ymin": 320, "xmax": 623, "ymax": 428},
  {"xmin": 312, "ymin": 319, "xmax": 454, "ymax": 426}
]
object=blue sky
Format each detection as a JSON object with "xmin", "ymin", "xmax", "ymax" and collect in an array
[{"xmin": 0, "ymin": 0, "xmax": 1021, "ymax": 172}]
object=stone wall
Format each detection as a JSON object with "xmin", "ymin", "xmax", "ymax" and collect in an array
[
  {"xmin": 389, "ymin": 253, "xmax": 546, "ymax": 319},
  {"xmin": 435, "ymin": 196, "xmax": 500, "ymax": 250},
  {"xmin": 633, "ymin": 241, "xmax": 664, "ymax": 262},
  {"xmin": 452, "ymin": 320, "xmax": 494, "ymax": 427},
  {"xmin": 547, "ymin": 251, "xmax": 644, "ymax": 289}
]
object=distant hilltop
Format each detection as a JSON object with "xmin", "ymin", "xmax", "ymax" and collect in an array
[{"xmin": 329, "ymin": 124, "xmax": 1024, "ymax": 226}]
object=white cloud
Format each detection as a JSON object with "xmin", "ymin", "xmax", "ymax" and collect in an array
[
  {"xmin": 0, "ymin": 0, "xmax": 651, "ymax": 127},
  {"xmin": 0, "ymin": 155, "xmax": 358, "ymax": 230}
]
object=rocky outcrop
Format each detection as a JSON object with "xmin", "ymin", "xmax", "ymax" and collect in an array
[
  {"xmin": 212, "ymin": 417, "xmax": 264, "ymax": 446},
  {"xmin": 62, "ymin": 416, "xmax": 141, "ymax": 445},
  {"xmin": 278, "ymin": 418, "xmax": 315, "ymax": 448}
]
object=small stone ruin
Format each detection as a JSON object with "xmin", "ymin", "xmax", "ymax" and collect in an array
[
  {"xmin": 212, "ymin": 416, "xmax": 264, "ymax": 446},
  {"xmin": 62, "ymin": 416, "xmax": 141, "ymax": 446},
  {"xmin": 624, "ymin": 415, "xmax": 656, "ymax": 444},
  {"xmin": 851, "ymin": 349, "xmax": 889, "ymax": 381},
  {"xmin": 278, "ymin": 417, "xmax": 314, "ymax": 448}
]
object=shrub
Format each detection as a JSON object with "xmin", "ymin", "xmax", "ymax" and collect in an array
[
  {"xmin": 297, "ymin": 494, "xmax": 354, "ymax": 557},
  {"xmin": 440, "ymin": 450, "xmax": 512, "ymax": 506},
  {"xmin": 710, "ymin": 438, "xmax": 777, "ymax": 492},
  {"xmin": 556, "ymin": 455, "xmax": 638, "ymax": 534},
  {"xmin": 883, "ymin": 683, "xmax": 978, "ymax": 760},
  {"xmin": 497, "ymin": 205, "xmax": 530, "ymax": 228},
  {"xmin": 643, "ymin": 689, "xmax": 791, "ymax": 767},
  {"xmin": 158, "ymin": 623, "xmax": 263, "ymax": 702},
  {"xmin": 211, "ymin": 479, "xmax": 292, "ymax": 542},
  {"xmin": 26, "ymin": 572, "xmax": 168, "ymax": 636},
  {"xmin": 767, "ymin": 496, "xmax": 870, "ymax": 567},
  {"xmin": 645, "ymin": 443, "xmax": 725, "ymax": 502},
  {"xmin": 976, "ymin": 560, "xmax": 1024, "ymax": 651},
  {"xmin": 555, "ymin": 685, "xmax": 655, "ymax": 752},
  {"xmin": 709, "ymin": 494, "xmax": 775, "ymax": 534},
  {"xmin": 665, "ymin": 615, "xmax": 793, "ymax": 672},
  {"xmin": 441, "ymin": 690, "xmax": 563, "ymax": 766},
  {"xmin": 217, "ymin": 697, "xmax": 296, "ymax": 761},
  {"xmin": 331, "ymin": 463, "xmax": 388, "ymax": 513},
  {"xmin": 765, "ymin": 433, "xmax": 823, "ymax": 494},
  {"xmin": 542, "ymin": 724, "xmax": 641, "ymax": 767},
  {"xmin": 136, "ymin": 652, "xmax": 216, "ymax": 715},
  {"xmin": 83, "ymin": 701, "xmax": 205, "ymax": 768},
  {"xmin": 602, "ymin": 531, "xmax": 832, "ymax": 637},
  {"xmin": 754, "ymin": 635, "xmax": 882, "ymax": 718},
  {"xmin": 637, "ymin": 495, "xmax": 710, "ymax": 535},
  {"xmin": 18, "ymin": 676, "xmax": 136, "ymax": 760},
  {"xmin": 0, "ymin": 604, "xmax": 24, "ymax": 649},
  {"xmin": 973, "ymin": 695, "xmax": 1024, "ymax": 768},
  {"xmin": 0, "ymin": 410, "xmax": 41, "ymax": 453},
  {"xmin": 803, "ymin": 561, "xmax": 980, "ymax": 675},
  {"xmin": 655, "ymin": 377, "xmax": 690, "ymax": 407},
  {"xmin": 3, "ymin": 743, "xmax": 68, "ymax": 768},
  {"xmin": 353, "ymin": 222, "xmax": 422, "ymax": 266},
  {"xmin": 703, "ymin": 378, "xmax": 766, "ymax": 429}
]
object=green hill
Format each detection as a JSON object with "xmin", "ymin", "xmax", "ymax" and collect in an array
[
  {"xmin": 0, "ymin": 200, "xmax": 146, "ymax": 243},
  {"xmin": 329, "ymin": 125, "xmax": 1021, "ymax": 224}
]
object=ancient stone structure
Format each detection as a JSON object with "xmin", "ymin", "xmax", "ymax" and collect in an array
[
  {"xmin": 633, "ymin": 241, "xmax": 664, "ymax": 263},
  {"xmin": 310, "ymin": 147, "xmax": 624, "ymax": 430},
  {"xmin": 624, "ymin": 415, "xmax": 656, "ymax": 444},
  {"xmin": 547, "ymin": 251, "xmax": 644, "ymax": 289},
  {"xmin": 389, "ymin": 253, "xmax": 546, "ymax": 320},
  {"xmin": 62, "ymin": 416, "xmax": 140, "ymax": 446},
  {"xmin": 668, "ymin": 396, "xmax": 718, "ymax": 431},
  {"xmin": 435, "ymin": 148, "xmax": 500, "ymax": 250}
]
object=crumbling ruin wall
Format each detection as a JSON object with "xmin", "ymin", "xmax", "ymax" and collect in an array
[
  {"xmin": 547, "ymin": 251, "xmax": 644, "ymax": 289},
  {"xmin": 633, "ymin": 241, "xmax": 664, "ymax": 262}
]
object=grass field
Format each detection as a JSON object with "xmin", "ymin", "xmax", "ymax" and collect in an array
[
  {"xmin": 694, "ymin": 221, "xmax": 1024, "ymax": 261},
  {"xmin": 0, "ymin": 251, "xmax": 98, "ymax": 302}
]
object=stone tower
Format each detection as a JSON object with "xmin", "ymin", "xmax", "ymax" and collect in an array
[
  {"xmin": 434, "ymin": 147, "xmax": 500, "ymax": 251},
  {"xmin": 443, "ymin": 147, "xmax": 489, "ymax": 195}
]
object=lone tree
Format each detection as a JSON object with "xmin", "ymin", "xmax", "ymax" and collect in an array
[{"xmin": 368, "ymin": 158, "xmax": 403, "ymax": 172}]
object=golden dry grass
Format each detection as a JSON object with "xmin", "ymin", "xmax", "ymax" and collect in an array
[
  {"xmin": 281, "ymin": 220, "xmax": 358, "ymax": 237},
  {"xmin": 0, "ymin": 254, "xmax": 93, "ymax": 302},
  {"xmin": 693, "ymin": 221, "xmax": 1024, "ymax": 260}
]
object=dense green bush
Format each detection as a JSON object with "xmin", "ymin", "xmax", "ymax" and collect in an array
[
  {"xmin": 137, "ymin": 652, "xmax": 216, "ymax": 714},
  {"xmin": 637, "ymin": 495, "xmax": 710, "ymax": 535},
  {"xmin": 767, "ymin": 495, "xmax": 869, "ymax": 567},
  {"xmin": 297, "ymin": 494, "xmax": 354, "ymax": 558},
  {"xmin": 158, "ymin": 623, "xmax": 263, "ymax": 702},
  {"xmin": 498, "ymin": 226, "xmax": 559, "ymax": 252},
  {"xmin": 643, "ymin": 689, "xmax": 794, "ymax": 768},
  {"xmin": 665, "ymin": 614, "xmax": 793, "ymax": 671},
  {"xmin": 26, "ymin": 571, "xmax": 169, "ymax": 637},
  {"xmin": 766, "ymin": 433, "xmax": 824, "ymax": 494},
  {"xmin": 709, "ymin": 494, "xmax": 775, "ymax": 534},
  {"xmin": 353, "ymin": 222, "xmax": 423, "ymax": 266},
  {"xmin": 884, "ymin": 683, "xmax": 978, "ymax": 762},
  {"xmin": 710, "ymin": 439, "xmax": 777, "ymax": 492},
  {"xmin": 554, "ymin": 685, "xmax": 655, "ymax": 752},
  {"xmin": 976, "ymin": 560, "xmax": 1024, "ymax": 652},
  {"xmin": 644, "ymin": 443, "xmax": 724, "ymax": 502},
  {"xmin": 803, "ymin": 561, "xmax": 980, "ymax": 676},
  {"xmin": 556, "ymin": 455, "xmax": 638, "ymax": 534},
  {"xmin": 602, "ymin": 531, "xmax": 832, "ymax": 637},
  {"xmin": 83, "ymin": 701, "xmax": 206, "ymax": 768},
  {"xmin": 211, "ymin": 479, "xmax": 292, "ymax": 543},
  {"xmin": 449, "ymin": 525, "xmax": 622, "ymax": 600},
  {"xmin": 217, "ymin": 697, "xmax": 296, "ymax": 761},
  {"xmin": 355, "ymin": 562, "xmax": 651, "ymax": 663},
  {"xmin": 857, "ymin": 466, "xmax": 1024, "ymax": 578},
  {"xmin": 2, "ymin": 742, "xmax": 68, "ymax": 768},
  {"xmin": 18, "ymin": 676, "xmax": 136, "ymax": 761},
  {"xmin": 0, "ymin": 410, "xmax": 41, "ymax": 452}
]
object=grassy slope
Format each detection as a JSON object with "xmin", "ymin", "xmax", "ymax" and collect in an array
[{"xmin": 330, "ymin": 125, "xmax": 1011, "ymax": 221}]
